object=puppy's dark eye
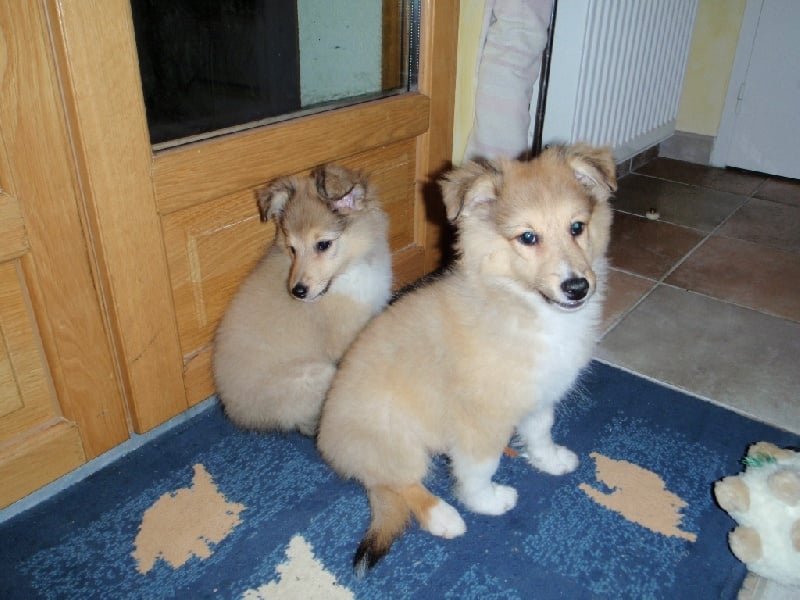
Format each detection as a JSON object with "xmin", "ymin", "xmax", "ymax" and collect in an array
[
  {"xmin": 570, "ymin": 222, "xmax": 585, "ymax": 237},
  {"xmin": 517, "ymin": 231, "xmax": 538, "ymax": 246},
  {"xmin": 316, "ymin": 240, "xmax": 332, "ymax": 253}
]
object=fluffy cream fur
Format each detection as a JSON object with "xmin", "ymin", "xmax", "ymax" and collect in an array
[
  {"xmin": 317, "ymin": 145, "xmax": 617, "ymax": 574},
  {"xmin": 213, "ymin": 165, "xmax": 392, "ymax": 435}
]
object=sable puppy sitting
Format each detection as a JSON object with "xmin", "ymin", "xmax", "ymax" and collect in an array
[
  {"xmin": 213, "ymin": 165, "xmax": 392, "ymax": 435},
  {"xmin": 317, "ymin": 145, "xmax": 616, "ymax": 574}
]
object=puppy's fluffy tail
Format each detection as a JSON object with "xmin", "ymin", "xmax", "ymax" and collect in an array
[
  {"xmin": 354, "ymin": 484, "xmax": 436, "ymax": 576},
  {"xmin": 354, "ymin": 486, "xmax": 410, "ymax": 576}
]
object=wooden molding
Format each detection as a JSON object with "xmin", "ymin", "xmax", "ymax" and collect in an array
[
  {"xmin": 1, "ymin": 1, "xmax": 128, "ymax": 458},
  {"xmin": 416, "ymin": 0, "xmax": 459, "ymax": 272},
  {"xmin": 47, "ymin": 0, "xmax": 188, "ymax": 432},
  {"xmin": 0, "ymin": 421, "xmax": 85, "ymax": 509},
  {"xmin": 153, "ymin": 94, "xmax": 430, "ymax": 215}
]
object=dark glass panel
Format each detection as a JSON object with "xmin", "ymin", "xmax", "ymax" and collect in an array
[{"xmin": 130, "ymin": 0, "xmax": 416, "ymax": 146}]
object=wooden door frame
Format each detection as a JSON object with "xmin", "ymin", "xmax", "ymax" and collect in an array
[
  {"xmin": 47, "ymin": 0, "xmax": 458, "ymax": 434},
  {"xmin": 418, "ymin": 1, "xmax": 458, "ymax": 271},
  {"xmin": 48, "ymin": 0, "xmax": 189, "ymax": 433},
  {"xmin": 1, "ymin": 2, "xmax": 129, "ymax": 462}
]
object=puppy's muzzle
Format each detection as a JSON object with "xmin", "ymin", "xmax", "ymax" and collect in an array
[
  {"xmin": 292, "ymin": 283, "xmax": 309, "ymax": 299},
  {"xmin": 561, "ymin": 277, "xmax": 589, "ymax": 302},
  {"xmin": 291, "ymin": 280, "xmax": 331, "ymax": 302},
  {"xmin": 542, "ymin": 276, "xmax": 592, "ymax": 310}
]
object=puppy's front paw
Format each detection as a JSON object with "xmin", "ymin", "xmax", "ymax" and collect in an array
[
  {"xmin": 528, "ymin": 444, "xmax": 579, "ymax": 475},
  {"xmin": 424, "ymin": 500, "xmax": 467, "ymax": 539},
  {"xmin": 459, "ymin": 483, "xmax": 518, "ymax": 516}
]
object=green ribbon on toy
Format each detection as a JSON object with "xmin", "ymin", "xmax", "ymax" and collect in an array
[{"xmin": 742, "ymin": 453, "xmax": 778, "ymax": 468}]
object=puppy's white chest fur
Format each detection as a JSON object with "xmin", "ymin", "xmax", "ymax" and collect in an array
[
  {"xmin": 330, "ymin": 249, "xmax": 392, "ymax": 313},
  {"xmin": 525, "ymin": 291, "xmax": 602, "ymax": 406}
]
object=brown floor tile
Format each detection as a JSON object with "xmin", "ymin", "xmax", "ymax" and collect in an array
[
  {"xmin": 717, "ymin": 198, "xmax": 800, "ymax": 253},
  {"xmin": 608, "ymin": 211, "xmax": 705, "ymax": 279},
  {"xmin": 666, "ymin": 236, "xmax": 800, "ymax": 322},
  {"xmin": 636, "ymin": 157, "xmax": 766, "ymax": 196},
  {"xmin": 601, "ymin": 268, "xmax": 655, "ymax": 334},
  {"xmin": 614, "ymin": 174, "xmax": 746, "ymax": 231},
  {"xmin": 754, "ymin": 177, "xmax": 800, "ymax": 207}
]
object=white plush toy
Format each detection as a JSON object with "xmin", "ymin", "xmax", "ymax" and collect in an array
[{"xmin": 714, "ymin": 441, "xmax": 800, "ymax": 587}]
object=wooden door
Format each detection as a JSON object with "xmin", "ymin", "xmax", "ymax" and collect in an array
[
  {"xmin": 0, "ymin": 3, "xmax": 129, "ymax": 509},
  {"xmin": 48, "ymin": 1, "xmax": 458, "ymax": 431}
]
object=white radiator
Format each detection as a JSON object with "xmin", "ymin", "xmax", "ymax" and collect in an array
[{"xmin": 542, "ymin": 0, "xmax": 699, "ymax": 161}]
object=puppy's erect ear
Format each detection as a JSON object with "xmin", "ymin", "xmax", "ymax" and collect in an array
[
  {"xmin": 313, "ymin": 164, "xmax": 368, "ymax": 213},
  {"xmin": 560, "ymin": 144, "xmax": 618, "ymax": 202},
  {"xmin": 439, "ymin": 159, "xmax": 502, "ymax": 222},
  {"xmin": 257, "ymin": 178, "xmax": 295, "ymax": 222}
]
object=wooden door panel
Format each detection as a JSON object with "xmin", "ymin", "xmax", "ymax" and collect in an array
[
  {"xmin": 183, "ymin": 349, "xmax": 216, "ymax": 407},
  {"xmin": 0, "ymin": 259, "xmax": 86, "ymax": 506},
  {"xmin": 0, "ymin": 261, "xmax": 61, "ymax": 441},
  {"xmin": 0, "ymin": 254, "xmax": 88, "ymax": 509},
  {"xmin": 1, "ymin": 0, "xmax": 134, "ymax": 508},
  {"xmin": 337, "ymin": 140, "xmax": 418, "ymax": 252},
  {"xmin": 0, "ymin": 419, "xmax": 84, "ymax": 510},
  {"xmin": 162, "ymin": 189, "xmax": 272, "ymax": 358},
  {"xmin": 0, "ymin": 261, "xmax": 52, "ymax": 434},
  {"xmin": 152, "ymin": 94, "xmax": 429, "ymax": 215},
  {"xmin": 0, "ymin": 193, "xmax": 28, "ymax": 262},
  {"xmin": 0, "ymin": 262, "xmax": 42, "ymax": 424}
]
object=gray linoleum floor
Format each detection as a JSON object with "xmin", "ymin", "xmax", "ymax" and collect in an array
[{"xmin": 596, "ymin": 156, "xmax": 800, "ymax": 435}]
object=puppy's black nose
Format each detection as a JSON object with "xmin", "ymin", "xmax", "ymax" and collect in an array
[
  {"xmin": 292, "ymin": 284, "xmax": 308, "ymax": 299},
  {"xmin": 561, "ymin": 277, "xmax": 589, "ymax": 301}
]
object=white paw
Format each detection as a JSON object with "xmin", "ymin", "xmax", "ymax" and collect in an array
[
  {"xmin": 459, "ymin": 483, "xmax": 518, "ymax": 516},
  {"xmin": 424, "ymin": 500, "xmax": 467, "ymax": 539},
  {"xmin": 528, "ymin": 444, "xmax": 579, "ymax": 475}
]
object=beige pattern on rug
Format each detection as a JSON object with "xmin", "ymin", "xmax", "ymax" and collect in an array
[
  {"xmin": 133, "ymin": 464, "xmax": 245, "ymax": 574},
  {"xmin": 579, "ymin": 452, "xmax": 697, "ymax": 542}
]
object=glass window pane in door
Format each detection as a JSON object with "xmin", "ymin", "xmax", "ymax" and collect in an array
[{"xmin": 130, "ymin": 0, "xmax": 418, "ymax": 146}]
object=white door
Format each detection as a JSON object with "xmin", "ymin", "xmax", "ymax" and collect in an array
[{"xmin": 712, "ymin": 0, "xmax": 800, "ymax": 178}]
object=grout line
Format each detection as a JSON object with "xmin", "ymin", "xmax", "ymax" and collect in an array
[
  {"xmin": 603, "ymin": 162, "xmax": 800, "ymax": 436},
  {"xmin": 648, "ymin": 182, "xmax": 751, "ymax": 281},
  {"xmin": 749, "ymin": 176, "xmax": 770, "ymax": 199},
  {"xmin": 598, "ymin": 272, "xmax": 659, "ymax": 340},
  {"xmin": 590, "ymin": 358, "xmax": 798, "ymax": 435},
  {"xmin": 657, "ymin": 280, "xmax": 800, "ymax": 326},
  {"xmin": 603, "ymin": 185, "xmax": 754, "ymax": 340},
  {"xmin": 630, "ymin": 166, "xmax": 770, "ymax": 200},
  {"xmin": 648, "ymin": 194, "xmax": 800, "ymax": 322},
  {"xmin": 657, "ymin": 207, "xmax": 735, "ymax": 282},
  {"xmin": 600, "ymin": 198, "xmax": 740, "ymax": 339}
]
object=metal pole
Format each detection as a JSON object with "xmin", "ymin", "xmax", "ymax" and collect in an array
[{"xmin": 531, "ymin": 0, "xmax": 558, "ymax": 157}]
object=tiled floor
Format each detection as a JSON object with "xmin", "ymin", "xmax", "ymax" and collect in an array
[{"xmin": 597, "ymin": 157, "xmax": 800, "ymax": 435}]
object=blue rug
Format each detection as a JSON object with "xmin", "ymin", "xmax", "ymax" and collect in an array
[{"xmin": 2, "ymin": 362, "xmax": 798, "ymax": 599}]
